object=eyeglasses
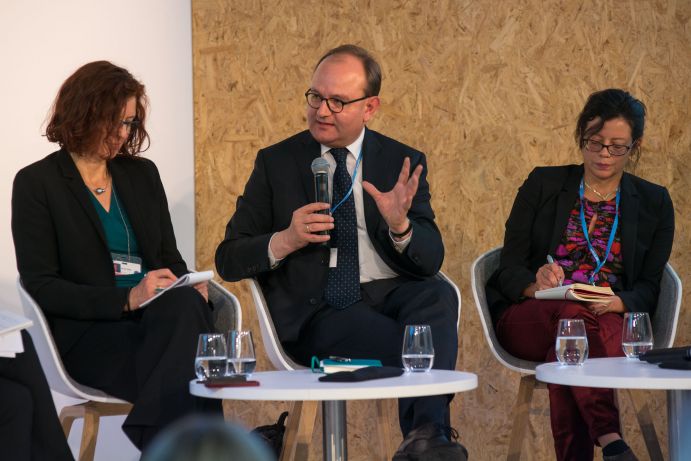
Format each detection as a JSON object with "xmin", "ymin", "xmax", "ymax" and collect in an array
[
  {"xmin": 304, "ymin": 90, "xmax": 369, "ymax": 113},
  {"xmin": 582, "ymin": 138, "xmax": 633, "ymax": 156}
]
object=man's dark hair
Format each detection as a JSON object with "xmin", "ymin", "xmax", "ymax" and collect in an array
[{"xmin": 315, "ymin": 44, "xmax": 382, "ymax": 96}]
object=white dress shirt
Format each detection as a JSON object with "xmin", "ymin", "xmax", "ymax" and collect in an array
[{"xmin": 269, "ymin": 128, "xmax": 411, "ymax": 282}]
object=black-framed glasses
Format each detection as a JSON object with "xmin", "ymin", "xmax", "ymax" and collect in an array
[
  {"xmin": 304, "ymin": 90, "xmax": 369, "ymax": 113},
  {"xmin": 582, "ymin": 138, "xmax": 633, "ymax": 156}
]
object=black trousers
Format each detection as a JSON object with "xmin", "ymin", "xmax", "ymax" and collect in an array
[
  {"xmin": 0, "ymin": 331, "xmax": 73, "ymax": 461},
  {"xmin": 62, "ymin": 287, "xmax": 223, "ymax": 450},
  {"xmin": 287, "ymin": 276, "xmax": 459, "ymax": 436}
]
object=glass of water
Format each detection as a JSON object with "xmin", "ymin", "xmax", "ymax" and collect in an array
[
  {"xmin": 195, "ymin": 333, "xmax": 227, "ymax": 380},
  {"xmin": 622, "ymin": 312, "xmax": 653, "ymax": 358},
  {"xmin": 227, "ymin": 330, "xmax": 257, "ymax": 377},
  {"xmin": 555, "ymin": 319, "xmax": 588, "ymax": 366},
  {"xmin": 402, "ymin": 325, "xmax": 435, "ymax": 372}
]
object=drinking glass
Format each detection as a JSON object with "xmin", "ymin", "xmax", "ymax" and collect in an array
[
  {"xmin": 227, "ymin": 330, "xmax": 257, "ymax": 376},
  {"xmin": 555, "ymin": 319, "xmax": 588, "ymax": 366},
  {"xmin": 401, "ymin": 325, "xmax": 435, "ymax": 372},
  {"xmin": 195, "ymin": 333, "xmax": 227, "ymax": 380},
  {"xmin": 622, "ymin": 312, "xmax": 653, "ymax": 358}
]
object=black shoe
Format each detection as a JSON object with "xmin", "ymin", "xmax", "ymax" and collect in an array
[
  {"xmin": 392, "ymin": 423, "xmax": 468, "ymax": 461},
  {"xmin": 603, "ymin": 448, "xmax": 639, "ymax": 461}
]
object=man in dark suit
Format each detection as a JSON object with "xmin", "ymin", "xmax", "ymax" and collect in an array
[{"xmin": 216, "ymin": 45, "xmax": 466, "ymax": 460}]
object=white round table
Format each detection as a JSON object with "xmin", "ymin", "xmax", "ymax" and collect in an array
[
  {"xmin": 190, "ymin": 369, "xmax": 477, "ymax": 461},
  {"xmin": 536, "ymin": 357, "xmax": 691, "ymax": 461}
]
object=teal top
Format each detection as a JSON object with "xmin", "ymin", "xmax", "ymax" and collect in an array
[{"xmin": 89, "ymin": 187, "xmax": 147, "ymax": 287}]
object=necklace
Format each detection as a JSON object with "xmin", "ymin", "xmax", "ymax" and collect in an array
[
  {"xmin": 90, "ymin": 174, "xmax": 111, "ymax": 195},
  {"xmin": 583, "ymin": 180, "xmax": 616, "ymax": 201}
]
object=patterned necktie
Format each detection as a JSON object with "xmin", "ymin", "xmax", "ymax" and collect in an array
[{"xmin": 324, "ymin": 148, "xmax": 361, "ymax": 309}]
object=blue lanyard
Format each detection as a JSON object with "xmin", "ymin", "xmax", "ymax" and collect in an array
[
  {"xmin": 330, "ymin": 148, "xmax": 363, "ymax": 214},
  {"xmin": 579, "ymin": 179, "xmax": 620, "ymax": 285}
]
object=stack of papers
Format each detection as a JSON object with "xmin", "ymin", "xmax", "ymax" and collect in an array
[
  {"xmin": 535, "ymin": 283, "xmax": 614, "ymax": 303},
  {"xmin": 0, "ymin": 310, "xmax": 32, "ymax": 358}
]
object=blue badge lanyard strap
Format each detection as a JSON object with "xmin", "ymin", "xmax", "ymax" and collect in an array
[
  {"xmin": 330, "ymin": 148, "xmax": 363, "ymax": 214},
  {"xmin": 579, "ymin": 179, "xmax": 620, "ymax": 285}
]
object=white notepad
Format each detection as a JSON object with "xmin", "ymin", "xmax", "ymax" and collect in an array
[{"xmin": 140, "ymin": 270, "xmax": 214, "ymax": 307}]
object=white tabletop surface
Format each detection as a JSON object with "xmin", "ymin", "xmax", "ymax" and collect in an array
[
  {"xmin": 190, "ymin": 369, "xmax": 477, "ymax": 401},
  {"xmin": 536, "ymin": 357, "xmax": 691, "ymax": 390}
]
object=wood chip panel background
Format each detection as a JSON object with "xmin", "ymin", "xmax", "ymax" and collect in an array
[{"xmin": 192, "ymin": 1, "xmax": 691, "ymax": 459}]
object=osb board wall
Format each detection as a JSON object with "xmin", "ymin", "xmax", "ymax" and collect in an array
[{"xmin": 192, "ymin": 1, "xmax": 691, "ymax": 459}]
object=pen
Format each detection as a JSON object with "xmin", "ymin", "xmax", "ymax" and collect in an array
[{"xmin": 546, "ymin": 255, "xmax": 563, "ymax": 287}]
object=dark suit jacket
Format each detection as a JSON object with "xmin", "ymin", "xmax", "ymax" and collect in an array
[
  {"xmin": 12, "ymin": 148, "xmax": 188, "ymax": 355},
  {"xmin": 215, "ymin": 128, "xmax": 444, "ymax": 343},
  {"xmin": 486, "ymin": 164, "xmax": 675, "ymax": 325}
]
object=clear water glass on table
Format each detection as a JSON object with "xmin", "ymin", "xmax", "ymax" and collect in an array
[
  {"xmin": 195, "ymin": 333, "xmax": 227, "ymax": 380},
  {"xmin": 555, "ymin": 319, "xmax": 588, "ymax": 366},
  {"xmin": 622, "ymin": 312, "xmax": 653, "ymax": 358},
  {"xmin": 402, "ymin": 324, "xmax": 435, "ymax": 372},
  {"xmin": 227, "ymin": 330, "xmax": 257, "ymax": 376}
]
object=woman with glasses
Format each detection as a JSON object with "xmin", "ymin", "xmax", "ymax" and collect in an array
[
  {"xmin": 486, "ymin": 88, "xmax": 674, "ymax": 461},
  {"xmin": 11, "ymin": 61, "xmax": 221, "ymax": 451}
]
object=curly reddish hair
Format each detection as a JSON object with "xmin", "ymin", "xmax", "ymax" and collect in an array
[{"xmin": 45, "ymin": 61, "xmax": 149, "ymax": 156}]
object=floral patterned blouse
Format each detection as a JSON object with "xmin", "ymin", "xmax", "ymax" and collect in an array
[{"xmin": 553, "ymin": 197, "xmax": 623, "ymax": 289}]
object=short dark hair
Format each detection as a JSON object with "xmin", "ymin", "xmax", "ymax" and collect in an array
[
  {"xmin": 315, "ymin": 44, "xmax": 382, "ymax": 96},
  {"xmin": 574, "ymin": 88, "xmax": 646, "ymax": 165},
  {"xmin": 45, "ymin": 61, "xmax": 149, "ymax": 156}
]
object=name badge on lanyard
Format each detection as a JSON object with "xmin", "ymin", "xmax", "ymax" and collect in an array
[{"xmin": 112, "ymin": 253, "xmax": 142, "ymax": 275}]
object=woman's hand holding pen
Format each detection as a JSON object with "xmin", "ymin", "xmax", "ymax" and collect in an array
[
  {"xmin": 522, "ymin": 256, "xmax": 565, "ymax": 298},
  {"xmin": 536, "ymin": 261, "xmax": 564, "ymax": 289},
  {"xmin": 128, "ymin": 268, "xmax": 177, "ymax": 310}
]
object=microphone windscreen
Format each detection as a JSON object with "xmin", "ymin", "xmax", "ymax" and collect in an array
[{"xmin": 311, "ymin": 157, "xmax": 330, "ymax": 175}]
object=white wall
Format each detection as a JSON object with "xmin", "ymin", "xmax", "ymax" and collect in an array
[
  {"xmin": 0, "ymin": 0, "xmax": 196, "ymax": 313},
  {"xmin": 0, "ymin": 1, "xmax": 195, "ymax": 459}
]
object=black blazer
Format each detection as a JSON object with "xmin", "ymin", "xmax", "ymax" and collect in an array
[
  {"xmin": 486, "ymin": 165, "xmax": 675, "ymax": 324},
  {"xmin": 12, "ymin": 149, "xmax": 188, "ymax": 354},
  {"xmin": 215, "ymin": 128, "xmax": 444, "ymax": 343}
]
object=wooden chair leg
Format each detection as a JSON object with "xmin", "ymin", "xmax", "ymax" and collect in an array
[
  {"xmin": 78, "ymin": 406, "xmax": 100, "ymax": 461},
  {"xmin": 507, "ymin": 374, "xmax": 537, "ymax": 461},
  {"xmin": 624, "ymin": 389, "xmax": 663, "ymax": 461},
  {"xmin": 375, "ymin": 399, "xmax": 395, "ymax": 460},
  {"xmin": 59, "ymin": 405, "xmax": 82, "ymax": 438},
  {"xmin": 280, "ymin": 401, "xmax": 318, "ymax": 461},
  {"xmin": 58, "ymin": 401, "xmax": 132, "ymax": 461},
  {"xmin": 281, "ymin": 401, "xmax": 302, "ymax": 461}
]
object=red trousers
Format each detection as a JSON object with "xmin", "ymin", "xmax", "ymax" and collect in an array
[{"xmin": 496, "ymin": 299, "xmax": 624, "ymax": 461}]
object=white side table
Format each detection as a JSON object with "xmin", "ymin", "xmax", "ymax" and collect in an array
[
  {"xmin": 536, "ymin": 357, "xmax": 691, "ymax": 461},
  {"xmin": 190, "ymin": 369, "xmax": 477, "ymax": 461}
]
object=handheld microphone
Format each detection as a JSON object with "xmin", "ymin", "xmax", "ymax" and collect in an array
[{"xmin": 310, "ymin": 157, "xmax": 331, "ymax": 236}]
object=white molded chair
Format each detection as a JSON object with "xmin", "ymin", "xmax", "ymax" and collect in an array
[
  {"xmin": 470, "ymin": 247, "xmax": 682, "ymax": 461},
  {"xmin": 17, "ymin": 277, "xmax": 241, "ymax": 461},
  {"xmin": 249, "ymin": 271, "xmax": 461, "ymax": 461},
  {"xmin": 17, "ymin": 277, "xmax": 132, "ymax": 461}
]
